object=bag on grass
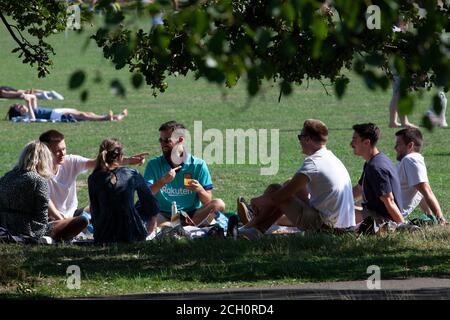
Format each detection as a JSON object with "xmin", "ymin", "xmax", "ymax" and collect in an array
[
  {"xmin": 0, "ymin": 226, "xmax": 39, "ymax": 244},
  {"xmin": 409, "ymin": 213, "xmax": 438, "ymax": 227}
]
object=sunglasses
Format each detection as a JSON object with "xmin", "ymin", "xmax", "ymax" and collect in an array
[
  {"xmin": 158, "ymin": 137, "xmax": 173, "ymax": 144},
  {"xmin": 297, "ymin": 133, "xmax": 308, "ymax": 141}
]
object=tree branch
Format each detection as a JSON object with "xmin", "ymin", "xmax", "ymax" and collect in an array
[{"xmin": 0, "ymin": 11, "xmax": 31, "ymax": 56}]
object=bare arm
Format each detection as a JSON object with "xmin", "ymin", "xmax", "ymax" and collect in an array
[
  {"xmin": 415, "ymin": 182, "xmax": 445, "ymax": 221},
  {"xmin": 150, "ymin": 166, "xmax": 182, "ymax": 194},
  {"xmin": 379, "ymin": 192, "xmax": 404, "ymax": 223},
  {"xmin": 84, "ymin": 153, "xmax": 150, "ymax": 171},
  {"xmin": 269, "ymin": 173, "xmax": 309, "ymax": 204},
  {"xmin": 122, "ymin": 153, "xmax": 149, "ymax": 166},
  {"xmin": 47, "ymin": 199, "xmax": 64, "ymax": 221},
  {"xmin": 198, "ymin": 189, "xmax": 212, "ymax": 206},
  {"xmin": 353, "ymin": 184, "xmax": 363, "ymax": 200},
  {"xmin": 85, "ymin": 158, "xmax": 97, "ymax": 170},
  {"xmin": 0, "ymin": 90, "xmax": 22, "ymax": 98},
  {"xmin": 27, "ymin": 103, "xmax": 36, "ymax": 120}
]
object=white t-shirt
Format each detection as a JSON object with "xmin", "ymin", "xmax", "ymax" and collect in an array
[
  {"xmin": 49, "ymin": 155, "xmax": 89, "ymax": 217},
  {"xmin": 297, "ymin": 148, "xmax": 355, "ymax": 228},
  {"xmin": 397, "ymin": 152, "xmax": 428, "ymax": 216}
]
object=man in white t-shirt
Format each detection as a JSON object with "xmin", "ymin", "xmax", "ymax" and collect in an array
[
  {"xmin": 39, "ymin": 130, "xmax": 149, "ymax": 219},
  {"xmin": 394, "ymin": 128, "xmax": 446, "ymax": 224},
  {"xmin": 239, "ymin": 119, "xmax": 355, "ymax": 238}
]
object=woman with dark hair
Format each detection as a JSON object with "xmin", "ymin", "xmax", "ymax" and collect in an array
[
  {"xmin": 0, "ymin": 141, "xmax": 88, "ymax": 241},
  {"xmin": 88, "ymin": 138, "xmax": 159, "ymax": 243},
  {"xmin": 6, "ymin": 103, "xmax": 128, "ymax": 122}
]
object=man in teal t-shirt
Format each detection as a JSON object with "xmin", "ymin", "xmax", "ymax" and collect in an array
[{"xmin": 144, "ymin": 121, "xmax": 225, "ymax": 226}]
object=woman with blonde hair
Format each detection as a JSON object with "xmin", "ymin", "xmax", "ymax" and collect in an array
[
  {"xmin": 88, "ymin": 138, "xmax": 159, "ymax": 243},
  {"xmin": 0, "ymin": 141, "xmax": 88, "ymax": 241}
]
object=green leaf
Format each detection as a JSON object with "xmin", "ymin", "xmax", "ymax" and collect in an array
[
  {"xmin": 80, "ymin": 90, "xmax": 89, "ymax": 102},
  {"xmin": 110, "ymin": 79, "xmax": 126, "ymax": 98},
  {"xmin": 398, "ymin": 94, "xmax": 414, "ymax": 116},
  {"xmin": 68, "ymin": 70, "xmax": 86, "ymax": 89},
  {"xmin": 280, "ymin": 81, "xmax": 292, "ymax": 95},
  {"xmin": 421, "ymin": 115, "xmax": 433, "ymax": 131},
  {"xmin": 432, "ymin": 94, "xmax": 443, "ymax": 115},
  {"xmin": 335, "ymin": 76, "xmax": 349, "ymax": 99},
  {"xmin": 312, "ymin": 18, "xmax": 328, "ymax": 40},
  {"xmin": 131, "ymin": 73, "xmax": 144, "ymax": 89}
]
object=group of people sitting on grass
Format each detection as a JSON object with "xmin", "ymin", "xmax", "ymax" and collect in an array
[
  {"xmin": 1, "ymin": 85, "xmax": 129, "ymax": 122},
  {"xmin": 0, "ymin": 119, "xmax": 446, "ymax": 245}
]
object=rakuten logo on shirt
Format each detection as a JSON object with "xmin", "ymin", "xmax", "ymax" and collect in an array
[{"xmin": 161, "ymin": 186, "xmax": 193, "ymax": 196}]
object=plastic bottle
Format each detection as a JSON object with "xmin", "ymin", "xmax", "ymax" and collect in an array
[{"xmin": 171, "ymin": 201, "xmax": 180, "ymax": 227}]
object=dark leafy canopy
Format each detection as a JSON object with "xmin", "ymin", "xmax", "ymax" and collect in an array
[
  {"xmin": 0, "ymin": 0, "xmax": 68, "ymax": 77},
  {"xmin": 1, "ymin": 0, "xmax": 449, "ymax": 124}
]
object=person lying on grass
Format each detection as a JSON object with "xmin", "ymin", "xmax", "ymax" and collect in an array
[
  {"xmin": 0, "ymin": 86, "xmax": 64, "ymax": 100},
  {"xmin": 6, "ymin": 103, "xmax": 128, "ymax": 122}
]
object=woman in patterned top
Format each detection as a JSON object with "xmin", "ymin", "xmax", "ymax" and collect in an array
[{"xmin": 0, "ymin": 141, "xmax": 88, "ymax": 240}]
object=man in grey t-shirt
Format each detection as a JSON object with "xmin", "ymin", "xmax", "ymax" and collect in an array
[{"xmin": 238, "ymin": 119, "xmax": 355, "ymax": 239}]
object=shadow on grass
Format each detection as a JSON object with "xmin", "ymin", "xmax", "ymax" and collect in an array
[{"xmin": 9, "ymin": 230, "xmax": 449, "ymax": 286}]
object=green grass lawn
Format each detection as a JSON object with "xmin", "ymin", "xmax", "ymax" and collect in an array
[{"xmin": 0, "ymin": 20, "xmax": 449, "ymax": 297}]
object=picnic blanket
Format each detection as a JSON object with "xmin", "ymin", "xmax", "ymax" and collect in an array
[{"xmin": 10, "ymin": 115, "xmax": 78, "ymax": 123}]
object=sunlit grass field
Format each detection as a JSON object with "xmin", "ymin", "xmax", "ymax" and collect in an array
[{"xmin": 0, "ymin": 18, "xmax": 449, "ymax": 298}]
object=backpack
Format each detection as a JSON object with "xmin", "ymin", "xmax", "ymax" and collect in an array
[{"xmin": 357, "ymin": 216, "xmax": 398, "ymax": 235}]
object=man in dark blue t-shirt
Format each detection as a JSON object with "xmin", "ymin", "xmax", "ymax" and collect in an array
[{"xmin": 350, "ymin": 123, "xmax": 404, "ymax": 223}]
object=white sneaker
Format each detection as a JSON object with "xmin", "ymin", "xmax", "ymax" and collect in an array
[
  {"xmin": 437, "ymin": 92, "xmax": 448, "ymax": 127},
  {"xmin": 38, "ymin": 236, "xmax": 53, "ymax": 244},
  {"xmin": 146, "ymin": 231, "xmax": 156, "ymax": 241},
  {"xmin": 34, "ymin": 92, "xmax": 52, "ymax": 100},
  {"xmin": 50, "ymin": 90, "xmax": 64, "ymax": 100}
]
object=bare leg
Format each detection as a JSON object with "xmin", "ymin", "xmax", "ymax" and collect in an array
[
  {"xmin": 390, "ymin": 93, "xmax": 417, "ymax": 128},
  {"xmin": 112, "ymin": 109, "xmax": 128, "ymax": 121},
  {"xmin": 355, "ymin": 209, "xmax": 364, "ymax": 224},
  {"xmin": 51, "ymin": 216, "xmax": 88, "ymax": 241},
  {"xmin": 70, "ymin": 110, "xmax": 113, "ymax": 121},
  {"xmin": 147, "ymin": 216, "xmax": 157, "ymax": 235},
  {"xmin": 246, "ymin": 205, "xmax": 283, "ymax": 233},
  {"xmin": 245, "ymin": 184, "xmax": 284, "ymax": 233},
  {"xmin": 191, "ymin": 199, "xmax": 225, "ymax": 226},
  {"xmin": 389, "ymin": 91, "xmax": 401, "ymax": 128}
]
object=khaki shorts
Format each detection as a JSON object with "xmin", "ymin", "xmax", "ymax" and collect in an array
[{"xmin": 283, "ymin": 198, "xmax": 324, "ymax": 231}]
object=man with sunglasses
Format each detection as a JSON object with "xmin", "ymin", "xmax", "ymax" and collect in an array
[
  {"xmin": 144, "ymin": 121, "xmax": 225, "ymax": 228},
  {"xmin": 239, "ymin": 119, "xmax": 355, "ymax": 239}
]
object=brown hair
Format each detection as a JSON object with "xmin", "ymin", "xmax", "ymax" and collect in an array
[
  {"xmin": 39, "ymin": 130, "xmax": 65, "ymax": 145},
  {"xmin": 395, "ymin": 128, "xmax": 423, "ymax": 152},
  {"xmin": 159, "ymin": 120, "xmax": 186, "ymax": 132},
  {"xmin": 352, "ymin": 123, "xmax": 380, "ymax": 146},
  {"xmin": 302, "ymin": 119, "xmax": 328, "ymax": 143},
  {"xmin": 95, "ymin": 138, "xmax": 124, "ymax": 172}
]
